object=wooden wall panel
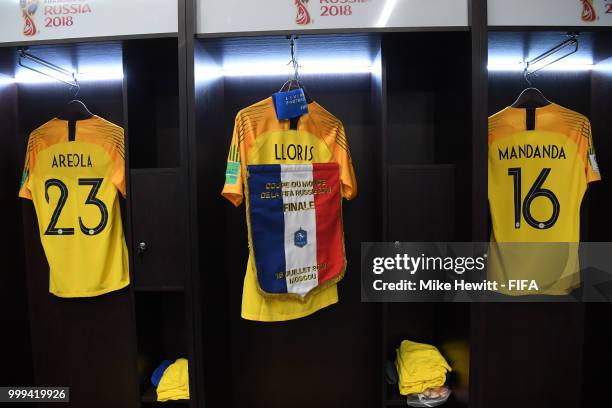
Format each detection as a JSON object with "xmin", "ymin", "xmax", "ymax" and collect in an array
[{"xmin": 0, "ymin": 47, "xmax": 33, "ymax": 388}]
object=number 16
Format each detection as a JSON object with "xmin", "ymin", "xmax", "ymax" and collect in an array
[{"xmin": 507, "ymin": 167, "xmax": 560, "ymax": 230}]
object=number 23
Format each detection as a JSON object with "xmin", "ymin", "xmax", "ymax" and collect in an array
[{"xmin": 44, "ymin": 178, "xmax": 108, "ymax": 236}]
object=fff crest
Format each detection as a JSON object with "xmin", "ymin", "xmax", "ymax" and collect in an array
[{"xmin": 294, "ymin": 228, "xmax": 308, "ymax": 248}]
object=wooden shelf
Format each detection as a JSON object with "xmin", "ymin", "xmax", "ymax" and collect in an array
[{"xmin": 141, "ymin": 386, "xmax": 157, "ymax": 403}]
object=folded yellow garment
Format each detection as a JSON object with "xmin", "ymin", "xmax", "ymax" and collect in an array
[
  {"xmin": 157, "ymin": 358, "xmax": 190, "ymax": 402},
  {"xmin": 395, "ymin": 340, "xmax": 451, "ymax": 395}
]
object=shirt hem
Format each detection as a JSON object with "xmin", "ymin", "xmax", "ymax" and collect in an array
[
  {"xmin": 50, "ymin": 279, "xmax": 130, "ymax": 298},
  {"xmin": 241, "ymin": 297, "xmax": 338, "ymax": 322}
]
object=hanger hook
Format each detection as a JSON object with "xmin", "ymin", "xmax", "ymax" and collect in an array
[
  {"xmin": 523, "ymin": 66, "xmax": 533, "ymax": 87},
  {"xmin": 72, "ymin": 83, "xmax": 80, "ymax": 98},
  {"xmin": 287, "ymin": 35, "xmax": 300, "ymax": 83},
  {"xmin": 279, "ymin": 35, "xmax": 304, "ymax": 92},
  {"xmin": 71, "ymin": 72, "xmax": 80, "ymax": 98}
]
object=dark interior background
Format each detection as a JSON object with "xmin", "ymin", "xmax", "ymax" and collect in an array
[
  {"xmin": 0, "ymin": 46, "xmax": 33, "ymax": 391},
  {"xmin": 0, "ymin": 20, "xmax": 611, "ymax": 408}
]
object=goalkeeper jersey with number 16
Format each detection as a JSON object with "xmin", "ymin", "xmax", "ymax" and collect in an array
[{"xmin": 488, "ymin": 103, "xmax": 601, "ymax": 295}]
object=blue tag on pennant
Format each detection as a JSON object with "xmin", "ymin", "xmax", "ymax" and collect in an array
[{"xmin": 272, "ymin": 88, "xmax": 308, "ymax": 120}]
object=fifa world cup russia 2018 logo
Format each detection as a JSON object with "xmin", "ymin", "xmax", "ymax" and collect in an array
[
  {"xmin": 295, "ymin": 0, "xmax": 312, "ymax": 25},
  {"xmin": 20, "ymin": 0, "xmax": 39, "ymax": 36},
  {"xmin": 581, "ymin": 0, "xmax": 597, "ymax": 22}
]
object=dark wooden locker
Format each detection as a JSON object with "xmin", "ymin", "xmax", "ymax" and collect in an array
[
  {"xmin": 387, "ymin": 165, "xmax": 455, "ymax": 242},
  {"xmin": 130, "ymin": 169, "xmax": 187, "ymax": 291},
  {"xmin": 474, "ymin": 303, "xmax": 584, "ymax": 408}
]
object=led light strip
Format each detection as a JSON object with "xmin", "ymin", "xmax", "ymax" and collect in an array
[
  {"xmin": 487, "ymin": 56, "xmax": 596, "ymax": 72},
  {"xmin": 14, "ymin": 67, "xmax": 124, "ymax": 84},
  {"xmin": 0, "ymin": 74, "xmax": 13, "ymax": 86},
  {"xmin": 10, "ymin": 59, "xmax": 605, "ymax": 84},
  {"xmin": 197, "ymin": 58, "xmax": 374, "ymax": 80},
  {"xmin": 487, "ymin": 63, "xmax": 595, "ymax": 72},
  {"xmin": 221, "ymin": 64, "xmax": 373, "ymax": 77}
]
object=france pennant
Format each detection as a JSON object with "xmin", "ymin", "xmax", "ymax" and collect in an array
[{"xmin": 246, "ymin": 163, "xmax": 346, "ymax": 299}]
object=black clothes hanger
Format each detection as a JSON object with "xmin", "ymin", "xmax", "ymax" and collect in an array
[
  {"xmin": 511, "ymin": 77, "xmax": 551, "ymax": 130},
  {"xmin": 510, "ymin": 87, "xmax": 552, "ymax": 109},
  {"xmin": 56, "ymin": 84, "xmax": 94, "ymax": 120},
  {"xmin": 55, "ymin": 84, "xmax": 94, "ymax": 142},
  {"xmin": 57, "ymin": 100, "xmax": 94, "ymax": 120},
  {"xmin": 510, "ymin": 64, "xmax": 552, "ymax": 109}
]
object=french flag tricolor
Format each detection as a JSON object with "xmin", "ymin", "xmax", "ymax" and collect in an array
[{"xmin": 247, "ymin": 163, "xmax": 346, "ymax": 298}]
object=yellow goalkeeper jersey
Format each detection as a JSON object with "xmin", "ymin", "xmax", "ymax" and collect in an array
[
  {"xmin": 19, "ymin": 116, "xmax": 129, "ymax": 297},
  {"xmin": 222, "ymin": 97, "xmax": 357, "ymax": 322},
  {"xmin": 488, "ymin": 103, "xmax": 600, "ymax": 295}
]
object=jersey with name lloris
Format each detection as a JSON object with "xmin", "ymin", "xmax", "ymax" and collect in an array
[
  {"xmin": 488, "ymin": 103, "xmax": 600, "ymax": 295},
  {"xmin": 222, "ymin": 97, "xmax": 357, "ymax": 322},
  {"xmin": 19, "ymin": 116, "xmax": 129, "ymax": 297}
]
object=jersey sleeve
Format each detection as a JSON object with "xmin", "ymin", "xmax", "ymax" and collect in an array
[
  {"xmin": 221, "ymin": 115, "xmax": 244, "ymax": 207},
  {"xmin": 582, "ymin": 119, "xmax": 601, "ymax": 183},
  {"xmin": 18, "ymin": 135, "xmax": 34, "ymax": 200},
  {"xmin": 110, "ymin": 127, "xmax": 126, "ymax": 197},
  {"xmin": 334, "ymin": 124, "xmax": 357, "ymax": 200}
]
